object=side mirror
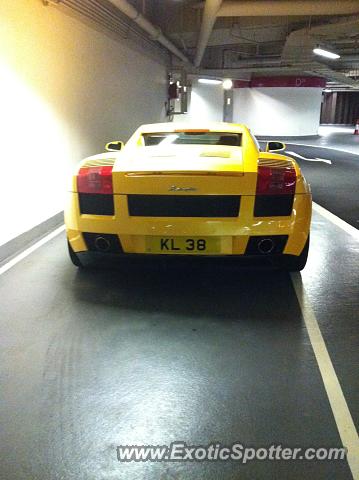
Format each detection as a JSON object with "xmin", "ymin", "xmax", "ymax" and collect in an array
[
  {"xmin": 105, "ymin": 141, "xmax": 124, "ymax": 152},
  {"xmin": 266, "ymin": 141, "xmax": 286, "ymax": 153}
]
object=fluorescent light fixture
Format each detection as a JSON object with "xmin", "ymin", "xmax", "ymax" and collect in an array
[
  {"xmin": 222, "ymin": 79, "xmax": 233, "ymax": 90},
  {"xmin": 198, "ymin": 78, "xmax": 222, "ymax": 85},
  {"xmin": 323, "ymin": 89, "xmax": 332, "ymax": 93},
  {"xmin": 313, "ymin": 47, "xmax": 340, "ymax": 60}
]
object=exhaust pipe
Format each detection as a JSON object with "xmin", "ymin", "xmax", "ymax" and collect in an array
[
  {"xmin": 94, "ymin": 236, "xmax": 111, "ymax": 252},
  {"xmin": 257, "ymin": 238, "xmax": 275, "ymax": 254},
  {"xmin": 245, "ymin": 235, "xmax": 288, "ymax": 255}
]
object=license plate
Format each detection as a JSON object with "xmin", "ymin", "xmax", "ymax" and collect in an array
[{"xmin": 146, "ymin": 236, "xmax": 220, "ymax": 254}]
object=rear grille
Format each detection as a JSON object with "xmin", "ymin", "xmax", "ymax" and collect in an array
[
  {"xmin": 127, "ymin": 195, "xmax": 241, "ymax": 217},
  {"xmin": 81, "ymin": 158, "xmax": 116, "ymax": 168},
  {"xmin": 258, "ymin": 158, "xmax": 294, "ymax": 169},
  {"xmin": 79, "ymin": 193, "xmax": 114, "ymax": 215},
  {"xmin": 254, "ymin": 194, "xmax": 294, "ymax": 217}
]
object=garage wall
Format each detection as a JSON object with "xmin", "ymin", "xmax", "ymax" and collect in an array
[
  {"xmin": 321, "ymin": 91, "xmax": 359, "ymax": 125},
  {"xmin": 174, "ymin": 79, "xmax": 323, "ymax": 136},
  {"xmin": 173, "ymin": 80, "xmax": 224, "ymax": 122},
  {"xmin": 0, "ymin": 0, "xmax": 167, "ymax": 247},
  {"xmin": 233, "ymin": 87, "xmax": 323, "ymax": 136}
]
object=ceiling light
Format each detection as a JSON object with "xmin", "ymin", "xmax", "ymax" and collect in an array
[
  {"xmin": 323, "ymin": 89, "xmax": 332, "ymax": 93},
  {"xmin": 222, "ymin": 79, "xmax": 233, "ymax": 90},
  {"xmin": 198, "ymin": 78, "xmax": 222, "ymax": 85},
  {"xmin": 313, "ymin": 47, "xmax": 340, "ymax": 60}
]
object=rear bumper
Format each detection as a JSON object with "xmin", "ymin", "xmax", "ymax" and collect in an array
[
  {"xmin": 65, "ymin": 192, "xmax": 311, "ymax": 257},
  {"xmin": 74, "ymin": 250, "xmax": 305, "ymax": 270}
]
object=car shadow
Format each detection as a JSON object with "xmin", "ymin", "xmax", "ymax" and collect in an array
[{"xmin": 67, "ymin": 258, "xmax": 303, "ymax": 327}]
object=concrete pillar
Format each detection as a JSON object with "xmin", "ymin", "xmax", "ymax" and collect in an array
[
  {"xmin": 233, "ymin": 76, "xmax": 326, "ymax": 136},
  {"xmin": 223, "ymin": 89, "xmax": 233, "ymax": 122}
]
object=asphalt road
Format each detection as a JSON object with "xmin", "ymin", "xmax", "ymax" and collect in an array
[
  {"xmin": 1, "ymin": 142, "xmax": 359, "ymax": 480},
  {"xmin": 1, "ymin": 209, "xmax": 358, "ymax": 480},
  {"xmin": 263, "ymin": 143, "xmax": 359, "ymax": 229}
]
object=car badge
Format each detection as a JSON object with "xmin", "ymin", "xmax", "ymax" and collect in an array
[{"xmin": 169, "ymin": 185, "xmax": 197, "ymax": 192}]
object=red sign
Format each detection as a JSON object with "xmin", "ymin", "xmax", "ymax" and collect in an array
[
  {"xmin": 233, "ymin": 80, "xmax": 251, "ymax": 88},
  {"xmin": 234, "ymin": 76, "xmax": 326, "ymax": 89}
]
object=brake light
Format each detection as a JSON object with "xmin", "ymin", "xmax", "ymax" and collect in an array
[
  {"xmin": 174, "ymin": 129, "xmax": 210, "ymax": 133},
  {"xmin": 77, "ymin": 166, "xmax": 113, "ymax": 194},
  {"xmin": 256, "ymin": 165, "xmax": 296, "ymax": 195}
]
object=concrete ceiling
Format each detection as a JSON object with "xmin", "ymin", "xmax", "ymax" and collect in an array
[
  {"xmin": 141, "ymin": 0, "xmax": 359, "ymax": 89},
  {"xmin": 48, "ymin": 0, "xmax": 359, "ymax": 89}
]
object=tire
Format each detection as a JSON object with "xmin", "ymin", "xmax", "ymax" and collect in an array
[
  {"xmin": 67, "ymin": 241, "xmax": 83, "ymax": 267},
  {"xmin": 282, "ymin": 236, "xmax": 310, "ymax": 272}
]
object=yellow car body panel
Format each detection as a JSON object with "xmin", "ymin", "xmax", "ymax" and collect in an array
[{"xmin": 65, "ymin": 122, "xmax": 312, "ymax": 260}]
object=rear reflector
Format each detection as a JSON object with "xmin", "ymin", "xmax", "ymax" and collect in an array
[
  {"xmin": 174, "ymin": 129, "xmax": 210, "ymax": 133},
  {"xmin": 256, "ymin": 164, "xmax": 296, "ymax": 195},
  {"xmin": 77, "ymin": 166, "xmax": 113, "ymax": 194}
]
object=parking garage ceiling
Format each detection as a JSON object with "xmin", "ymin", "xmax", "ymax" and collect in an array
[{"xmin": 47, "ymin": 0, "xmax": 359, "ymax": 90}]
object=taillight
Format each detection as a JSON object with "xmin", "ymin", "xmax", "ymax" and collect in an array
[
  {"xmin": 256, "ymin": 165, "xmax": 296, "ymax": 195},
  {"xmin": 77, "ymin": 166, "xmax": 113, "ymax": 194}
]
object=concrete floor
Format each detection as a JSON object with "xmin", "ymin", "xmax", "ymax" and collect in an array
[
  {"xmin": 284, "ymin": 145, "xmax": 359, "ymax": 228},
  {"xmin": 266, "ymin": 125, "xmax": 359, "ymax": 156},
  {"xmin": 261, "ymin": 126, "xmax": 359, "ymax": 228},
  {"xmin": 0, "ymin": 148, "xmax": 358, "ymax": 480},
  {"xmin": 292, "ymin": 126, "xmax": 359, "ymax": 156}
]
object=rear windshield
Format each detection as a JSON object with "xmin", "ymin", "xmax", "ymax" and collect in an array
[{"xmin": 142, "ymin": 132, "xmax": 242, "ymax": 147}]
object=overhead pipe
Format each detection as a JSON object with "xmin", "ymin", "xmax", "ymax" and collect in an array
[
  {"xmin": 108, "ymin": 0, "xmax": 189, "ymax": 63},
  {"xmin": 217, "ymin": 0, "xmax": 359, "ymax": 17},
  {"xmin": 227, "ymin": 54, "xmax": 359, "ymax": 67},
  {"xmin": 196, "ymin": 68, "xmax": 252, "ymax": 80},
  {"xmin": 337, "ymin": 55, "xmax": 359, "ymax": 63},
  {"xmin": 194, "ymin": 0, "xmax": 223, "ymax": 67},
  {"xmin": 281, "ymin": 16, "xmax": 359, "ymax": 82},
  {"xmin": 229, "ymin": 56, "xmax": 282, "ymax": 67},
  {"xmin": 199, "ymin": 66, "xmax": 299, "ymax": 75}
]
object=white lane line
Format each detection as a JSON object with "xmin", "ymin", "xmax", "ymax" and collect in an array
[
  {"xmin": 313, "ymin": 202, "xmax": 359, "ymax": 240},
  {"xmin": 0, "ymin": 225, "xmax": 65, "ymax": 276},
  {"xmin": 314, "ymin": 157, "xmax": 332, "ymax": 165},
  {"xmin": 286, "ymin": 151, "xmax": 311, "ymax": 161},
  {"xmin": 286, "ymin": 151, "xmax": 332, "ymax": 164},
  {"xmin": 286, "ymin": 142, "xmax": 359, "ymax": 157},
  {"xmin": 291, "ymin": 273, "xmax": 359, "ymax": 479}
]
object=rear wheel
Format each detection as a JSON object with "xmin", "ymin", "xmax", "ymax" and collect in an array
[
  {"xmin": 282, "ymin": 236, "xmax": 309, "ymax": 272},
  {"xmin": 67, "ymin": 241, "xmax": 83, "ymax": 267}
]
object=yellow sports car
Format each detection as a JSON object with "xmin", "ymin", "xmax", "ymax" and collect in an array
[{"xmin": 65, "ymin": 122, "xmax": 311, "ymax": 271}]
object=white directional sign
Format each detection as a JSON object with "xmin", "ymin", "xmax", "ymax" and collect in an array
[{"xmin": 286, "ymin": 151, "xmax": 332, "ymax": 165}]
